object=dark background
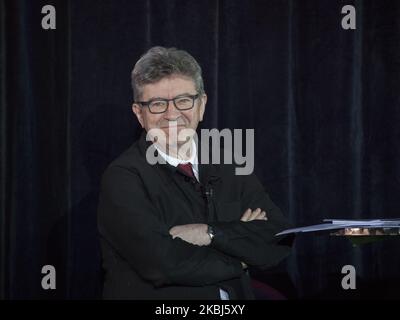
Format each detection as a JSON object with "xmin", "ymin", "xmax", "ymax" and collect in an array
[{"xmin": 1, "ymin": 0, "xmax": 399, "ymax": 299}]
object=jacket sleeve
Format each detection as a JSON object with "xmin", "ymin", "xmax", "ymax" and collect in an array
[
  {"xmin": 209, "ymin": 173, "xmax": 294, "ymax": 269},
  {"xmin": 97, "ymin": 165, "xmax": 243, "ymax": 287}
]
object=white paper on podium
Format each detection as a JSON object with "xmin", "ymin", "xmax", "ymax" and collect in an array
[{"xmin": 275, "ymin": 219, "xmax": 400, "ymax": 236}]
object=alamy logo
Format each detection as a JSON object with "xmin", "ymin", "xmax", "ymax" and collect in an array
[
  {"xmin": 41, "ymin": 265, "xmax": 56, "ymax": 290},
  {"xmin": 341, "ymin": 265, "xmax": 356, "ymax": 290},
  {"xmin": 341, "ymin": 5, "xmax": 356, "ymax": 30},
  {"xmin": 145, "ymin": 126, "xmax": 255, "ymax": 175},
  {"xmin": 41, "ymin": 5, "xmax": 56, "ymax": 30}
]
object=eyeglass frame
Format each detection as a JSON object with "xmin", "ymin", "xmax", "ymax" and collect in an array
[{"xmin": 136, "ymin": 93, "xmax": 200, "ymax": 114}]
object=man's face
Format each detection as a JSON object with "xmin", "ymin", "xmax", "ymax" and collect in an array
[{"xmin": 132, "ymin": 75, "xmax": 207, "ymax": 148}]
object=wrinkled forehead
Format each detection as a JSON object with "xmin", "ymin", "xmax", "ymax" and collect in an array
[{"xmin": 140, "ymin": 75, "xmax": 197, "ymax": 101}]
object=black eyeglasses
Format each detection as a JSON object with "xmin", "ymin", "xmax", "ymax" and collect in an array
[{"xmin": 137, "ymin": 94, "xmax": 200, "ymax": 114}]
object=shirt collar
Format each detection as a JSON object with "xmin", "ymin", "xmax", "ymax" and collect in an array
[{"xmin": 154, "ymin": 139, "xmax": 198, "ymax": 169}]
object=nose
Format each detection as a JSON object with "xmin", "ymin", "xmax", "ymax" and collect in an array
[{"xmin": 164, "ymin": 100, "xmax": 181, "ymax": 120}]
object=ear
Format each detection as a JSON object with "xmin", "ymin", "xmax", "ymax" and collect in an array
[
  {"xmin": 199, "ymin": 94, "xmax": 207, "ymax": 121},
  {"xmin": 132, "ymin": 103, "xmax": 144, "ymax": 128}
]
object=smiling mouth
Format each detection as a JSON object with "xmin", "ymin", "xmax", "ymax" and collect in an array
[{"xmin": 160, "ymin": 123, "xmax": 186, "ymax": 129}]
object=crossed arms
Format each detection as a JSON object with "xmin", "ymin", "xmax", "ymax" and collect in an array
[
  {"xmin": 170, "ymin": 208, "xmax": 268, "ymax": 269},
  {"xmin": 170, "ymin": 208, "xmax": 268, "ymax": 246}
]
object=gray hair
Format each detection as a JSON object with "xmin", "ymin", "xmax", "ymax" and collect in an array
[{"xmin": 131, "ymin": 46, "xmax": 205, "ymax": 101}]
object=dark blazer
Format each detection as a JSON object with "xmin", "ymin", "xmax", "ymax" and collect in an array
[{"xmin": 97, "ymin": 131, "xmax": 292, "ymax": 299}]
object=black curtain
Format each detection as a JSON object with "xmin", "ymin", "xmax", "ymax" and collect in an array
[{"xmin": 1, "ymin": 0, "xmax": 399, "ymax": 299}]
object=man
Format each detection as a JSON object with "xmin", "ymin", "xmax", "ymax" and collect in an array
[{"xmin": 97, "ymin": 46, "xmax": 292, "ymax": 299}]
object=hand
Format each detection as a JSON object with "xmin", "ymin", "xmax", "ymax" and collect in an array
[
  {"xmin": 169, "ymin": 224, "xmax": 211, "ymax": 246},
  {"xmin": 240, "ymin": 208, "xmax": 268, "ymax": 222}
]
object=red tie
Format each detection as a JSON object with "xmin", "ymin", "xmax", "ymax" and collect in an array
[{"xmin": 178, "ymin": 163, "xmax": 195, "ymax": 179}]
